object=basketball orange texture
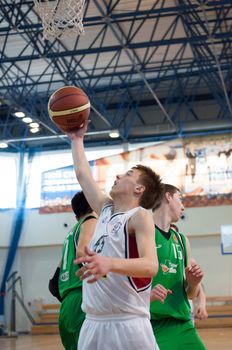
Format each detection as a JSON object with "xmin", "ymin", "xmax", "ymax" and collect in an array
[{"xmin": 48, "ymin": 86, "xmax": 90, "ymax": 132}]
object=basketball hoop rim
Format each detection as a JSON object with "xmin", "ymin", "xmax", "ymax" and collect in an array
[{"xmin": 33, "ymin": 0, "xmax": 86, "ymax": 40}]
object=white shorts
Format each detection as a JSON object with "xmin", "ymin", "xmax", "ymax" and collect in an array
[{"xmin": 77, "ymin": 314, "xmax": 159, "ymax": 350}]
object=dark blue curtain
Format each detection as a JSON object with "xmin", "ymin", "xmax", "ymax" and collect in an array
[{"xmin": 0, "ymin": 150, "xmax": 30, "ymax": 321}]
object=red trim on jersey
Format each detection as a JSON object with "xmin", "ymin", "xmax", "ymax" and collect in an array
[{"xmin": 127, "ymin": 234, "xmax": 151, "ymax": 291}]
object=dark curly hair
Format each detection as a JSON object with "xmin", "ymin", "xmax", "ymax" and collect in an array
[{"xmin": 71, "ymin": 191, "xmax": 93, "ymax": 219}]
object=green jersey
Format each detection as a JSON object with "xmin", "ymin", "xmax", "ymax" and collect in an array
[
  {"xmin": 59, "ymin": 219, "xmax": 84, "ymax": 299},
  {"xmin": 58, "ymin": 215, "xmax": 96, "ymax": 350},
  {"xmin": 150, "ymin": 226, "xmax": 191, "ymax": 321}
]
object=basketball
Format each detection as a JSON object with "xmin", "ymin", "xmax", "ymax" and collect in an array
[{"xmin": 48, "ymin": 86, "xmax": 90, "ymax": 132}]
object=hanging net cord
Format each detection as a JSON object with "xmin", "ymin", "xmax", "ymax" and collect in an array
[{"xmin": 33, "ymin": 0, "xmax": 85, "ymax": 40}]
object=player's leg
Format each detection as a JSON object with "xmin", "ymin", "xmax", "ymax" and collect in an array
[
  {"xmin": 151, "ymin": 318, "xmax": 177, "ymax": 350},
  {"xmin": 178, "ymin": 320, "xmax": 206, "ymax": 350},
  {"xmin": 151, "ymin": 318, "xmax": 206, "ymax": 350},
  {"xmin": 59, "ymin": 289, "xmax": 85, "ymax": 350}
]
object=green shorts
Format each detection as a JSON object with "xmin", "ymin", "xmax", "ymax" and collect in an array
[
  {"xmin": 151, "ymin": 318, "xmax": 206, "ymax": 350},
  {"xmin": 59, "ymin": 289, "xmax": 85, "ymax": 350}
]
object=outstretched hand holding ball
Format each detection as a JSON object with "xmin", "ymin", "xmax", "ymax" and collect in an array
[{"xmin": 48, "ymin": 86, "xmax": 90, "ymax": 132}]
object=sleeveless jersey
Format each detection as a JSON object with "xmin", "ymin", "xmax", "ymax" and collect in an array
[
  {"xmin": 82, "ymin": 204, "xmax": 152, "ymax": 318},
  {"xmin": 150, "ymin": 226, "xmax": 191, "ymax": 321},
  {"xmin": 59, "ymin": 218, "xmax": 85, "ymax": 299}
]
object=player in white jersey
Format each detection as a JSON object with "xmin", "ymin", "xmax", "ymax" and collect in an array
[
  {"xmin": 66, "ymin": 120, "xmax": 163, "ymax": 350},
  {"xmin": 82, "ymin": 205, "xmax": 152, "ymax": 317}
]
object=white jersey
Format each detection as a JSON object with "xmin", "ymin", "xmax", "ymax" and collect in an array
[{"xmin": 82, "ymin": 204, "xmax": 152, "ymax": 318}]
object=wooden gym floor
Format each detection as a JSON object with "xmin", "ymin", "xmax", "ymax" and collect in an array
[{"xmin": 0, "ymin": 328, "xmax": 232, "ymax": 350}]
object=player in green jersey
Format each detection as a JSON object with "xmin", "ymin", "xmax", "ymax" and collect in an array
[
  {"xmin": 150, "ymin": 184, "xmax": 206, "ymax": 350},
  {"xmin": 49, "ymin": 191, "xmax": 97, "ymax": 350}
]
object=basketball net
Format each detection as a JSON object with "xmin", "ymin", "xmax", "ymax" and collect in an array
[{"xmin": 33, "ymin": 0, "xmax": 85, "ymax": 40}]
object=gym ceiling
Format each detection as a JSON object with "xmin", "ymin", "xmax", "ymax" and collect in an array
[{"xmin": 0, "ymin": 0, "xmax": 232, "ymax": 152}]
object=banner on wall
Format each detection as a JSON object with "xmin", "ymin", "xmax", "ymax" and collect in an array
[
  {"xmin": 93, "ymin": 134, "xmax": 232, "ymax": 207},
  {"xmin": 40, "ymin": 163, "xmax": 93, "ymax": 213},
  {"xmin": 40, "ymin": 134, "xmax": 232, "ymax": 213},
  {"xmin": 182, "ymin": 134, "xmax": 232, "ymax": 207}
]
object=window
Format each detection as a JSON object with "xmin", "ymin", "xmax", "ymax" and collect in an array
[
  {"xmin": 0, "ymin": 153, "xmax": 18, "ymax": 208},
  {"xmin": 25, "ymin": 146, "xmax": 125, "ymax": 208}
]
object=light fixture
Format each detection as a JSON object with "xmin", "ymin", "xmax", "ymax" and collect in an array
[
  {"xmin": 14, "ymin": 111, "xmax": 25, "ymax": 118},
  {"xmin": 22, "ymin": 117, "xmax": 33, "ymax": 123},
  {"xmin": 29, "ymin": 122, "xmax": 39, "ymax": 128},
  {"xmin": 0, "ymin": 142, "xmax": 8, "ymax": 148},
  {"xmin": 0, "ymin": 129, "xmax": 121, "ymax": 144},
  {"xmin": 30, "ymin": 127, "xmax": 40, "ymax": 134},
  {"xmin": 109, "ymin": 131, "xmax": 120, "ymax": 138}
]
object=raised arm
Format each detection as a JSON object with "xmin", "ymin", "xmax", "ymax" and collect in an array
[{"xmin": 67, "ymin": 121, "xmax": 110, "ymax": 214}]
